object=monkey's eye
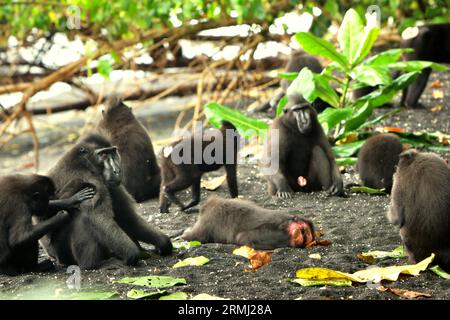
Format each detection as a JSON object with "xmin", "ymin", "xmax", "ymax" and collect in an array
[{"xmin": 79, "ymin": 147, "xmax": 88, "ymax": 154}]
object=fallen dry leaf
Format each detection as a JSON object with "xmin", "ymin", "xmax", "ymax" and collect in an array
[
  {"xmin": 309, "ymin": 253, "xmax": 322, "ymax": 260},
  {"xmin": 377, "ymin": 286, "xmax": 431, "ymax": 299},
  {"xmin": 432, "ymin": 90, "xmax": 444, "ymax": 99},
  {"xmin": 297, "ymin": 176, "xmax": 307, "ymax": 187},
  {"xmin": 201, "ymin": 175, "xmax": 227, "ymax": 191},
  {"xmin": 357, "ymin": 253, "xmax": 376, "ymax": 265},
  {"xmin": 306, "ymin": 239, "xmax": 332, "ymax": 248},
  {"xmin": 431, "ymin": 105, "xmax": 443, "ymax": 112},
  {"xmin": 430, "ymin": 80, "xmax": 444, "ymax": 88},
  {"xmin": 314, "ymin": 230, "xmax": 324, "ymax": 238},
  {"xmin": 233, "ymin": 246, "xmax": 272, "ymax": 271},
  {"xmin": 249, "ymin": 251, "xmax": 273, "ymax": 271},
  {"xmin": 232, "ymin": 246, "xmax": 256, "ymax": 259}
]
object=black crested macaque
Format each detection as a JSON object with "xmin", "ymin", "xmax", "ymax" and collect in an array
[
  {"xmin": 357, "ymin": 133, "xmax": 403, "ymax": 193},
  {"xmin": 261, "ymin": 94, "xmax": 344, "ymax": 198},
  {"xmin": 400, "ymin": 23, "xmax": 450, "ymax": 108},
  {"xmin": 39, "ymin": 133, "xmax": 172, "ymax": 270},
  {"xmin": 255, "ymin": 50, "xmax": 330, "ymax": 114},
  {"xmin": 388, "ymin": 149, "xmax": 450, "ymax": 271},
  {"xmin": 96, "ymin": 96, "xmax": 161, "ymax": 202},
  {"xmin": 159, "ymin": 121, "xmax": 240, "ymax": 213},
  {"xmin": 182, "ymin": 197, "xmax": 315, "ymax": 250},
  {"xmin": 0, "ymin": 174, "xmax": 95, "ymax": 275}
]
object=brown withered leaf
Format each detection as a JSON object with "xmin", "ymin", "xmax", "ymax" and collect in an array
[
  {"xmin": 201, "ymin": 175, "xmax": 227, "ymax": 191},
  {"xmin": 306, "ymin": 239, "xmax": 332, "ymax": 248},
  {"xmin": 432, "ymin": 90, "xmax": 444, "ymax": 99},
  {"xmin": 357, "ymin": 253, "xmax": 376, "ymax": 265},
  {"xmin": 377, "ymin": 286, "xmax": 431, "ymax": 299},
  {"xmin": 314, "ymin": 230, "xmax": 324, "ymax": 238},
  {"xmin": 249, "ymin": 251, "xmax": 273, "ymax": 271},
  {"xmin": 431, "ymin": 105, "xmax": 443, "ymax": 112},
  {"xmin": 430, "ymin": 80, "xmax": 444, "ymax": 88}
]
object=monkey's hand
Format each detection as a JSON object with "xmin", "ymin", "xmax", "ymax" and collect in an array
[
  {"xmin": 327, "ymin": 183, "xmax": 345, "ymax": 197},
  {"xmin": 66, "ymin": 187, "xmax": 96, "ymax": 208}
]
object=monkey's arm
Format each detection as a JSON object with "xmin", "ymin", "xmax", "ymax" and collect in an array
[
  {"xmin": 8, "ymin": 211, "xmax": 69, "ymax": 248},
  {"xmin": 402, "ymin": 68, "xmax": 431, "ymax": 108},
  {"xmin": 115, "ymin": 199, "xmax": 173, "ymax": 256},
  {"xmin": 49, "ymin": 187, "xmax": 96, "ymax": 212},
  {"xmin": 225, "ymin": 164, "xmax": 238, "ymax": 198},
  {"xmin": 316, "ymin": 135, "xmax": 345, "ymax": 196}
]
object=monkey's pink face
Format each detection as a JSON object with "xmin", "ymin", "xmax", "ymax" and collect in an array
[{"xmin": 287, "ymin": 221, "xmax": 314, "ymax": 247}]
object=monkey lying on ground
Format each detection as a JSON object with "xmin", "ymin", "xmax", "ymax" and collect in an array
[
  {"xmin": 254, "ymin": 50, "xmax": 330, "ymax": 114},
  {"xmin": 388, "ymin": 149, "xmax": 450, "ymax": 271},
  {"xmin": 400, "ymin": 23, "xmax": 450, "ymax": 108},
  {"xmin": 38, "ymin": 133, "xmax": 172, "ymax": 269},
  {"xmin": 182, "ymin": 197, "xmax": 315, "ymax": 250},
  {"xmin": 261, "ymin": 94, "xmax": 344, "ymax": 198},
  {"xmin": 357, "ymin": 133, "xmax": 403, "ymax": 193},
  {"xmin": 159, "ymin": 121, "xmax": 240, "ymax": 213},
  {"xmin": 0, "ymin": 174, "xmax": 95, "ymax": 275},
  {"xmin": 96, "ymin": 96, "xmax": 161, "ymax": 202}
]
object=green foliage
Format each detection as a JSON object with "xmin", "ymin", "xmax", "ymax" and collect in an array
[{"xmin": 291, "ymin": 8, "xmax": 448, "ymax": 142}]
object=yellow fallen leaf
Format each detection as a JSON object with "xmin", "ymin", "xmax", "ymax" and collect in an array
[
  {"xmin": 360, "ymin": 245, "xmax": 407, "ymax": 260},
  {"xmin": 201, "ymin": 175, "xmax": 227, "ymax": 191},
  {"xmin": 191, "ymin": 293, "xmax": 229, "ymax": 300},
  {"xmin": 431, "ymin": 105, "xmax": 443, "ymax": 112},
  {"xmin": 352, "ymin": 254, "xmax": 434, "ymax": 282},
  {"xmin": 377, "ymin": 286, "xmax": 431, "ymax": 299},
  {"xmin": 291, "ymin": 278, "xmax": 352, "ymax": 287},
  {"xmin": 233, "ymin": 246, "xmax": 256, "ymax": 259},
  {"xmin": 432, "ymin": 90, "xmax": 444, "ymax": 99},
  {"xmin": 295, "ymin": 254, "xmax": 434, "ymax": 285}
]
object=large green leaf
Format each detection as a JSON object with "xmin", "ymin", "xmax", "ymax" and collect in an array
[
  {"xmin": 314, "ymin": 74, "xmax": 340, "ymax": 108},
  {"xmin": 353, "ymin": 27, "xmax": 380, "ymax": 65},
  {"xmin": 318, "ymin": 107, "xmax": 352, "ymax": 134},
  {"xmin": 338, "ymin": 8, "xmax": 364, "ymax": 64},
  {"xmin": 332, "ymin": 140, "xmax": 365, "ymax": 157},
  {"xmin": 275, "ymin": 95, "xmax": 288, "ymax": 117},
  {"xmin": 287, "ymin": 67, "xmax": 316, "ymax": 101},
  {"xmin": 389, "ymin": 60, "xmax": 449, "ymax": 72},
  {"xmin": 363, "ymin": 48, "xmax": 413, "ymax": 66},
  {"xmin": 127, "ymin": 289, "xmax": 167, "ymax": 300},
  {"xmin": 354, "ymin": 71, "xmax": 419, "ymax": 108},
  {"xmin": 288, "ymin": 69, "xmax": 339, "ymax": 109},
  {"xmin": 204, "ymin": 102, "xmax": 268, "ymax": 139},
  {"xmin": 343, "ymin": 102, "xmax": 374, "ymax": 134},
  {"xmin": 295, "ymin": 32, "xmax": 349, "ymax": 70},
  {"xmin": 350, "ymin": 66, "xmax": 391, "ymax": 87},
  {"xmin": 114, "ymin": 276, "xmax": 187, "ymax": 288}
]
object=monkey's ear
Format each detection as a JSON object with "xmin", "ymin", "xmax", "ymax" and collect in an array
[{"xmin": 399, "ymin": 149, "xmax": 417, "ymax": 165}]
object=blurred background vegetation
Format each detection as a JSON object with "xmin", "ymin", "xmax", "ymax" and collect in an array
[{"xmin": 0, "ymin": 0, "xmax": 449, "ymax": 168}]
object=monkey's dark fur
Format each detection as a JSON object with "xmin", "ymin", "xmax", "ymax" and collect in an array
[
  {"xmin": 388, "ymin": 149, "xmax": 450, "ymax": 271},
  {"xmin": 0, "ymin": 174, "xmax": 94, "ymax": 275},
  {"xmin": 40, "ymin": 133, "xmax": 172, "ymax": 270},
  {"xmin": 261, "ymin": 94, "xmax": 344, "ymax": 198},
  {"xmin": 97, "ymin": 97, "xmax": 161, "ymax": 202},
  {"xmin": 159, "ymin": 121, "xmax": 239, "ymax": 213},
  {"xmin": 255, "ymin": 50, "xmax": 329, "ymax": 114},
  {"xmin": 357, "ymin": 133, "xmax": 403, "ymax": 193},
  {"xmin": 182, "ymin": 197, "xmax": 315, "ymax": 250},
  {"xmin": 400, "ymin": 23, "xmax": 450, "ymax": 108}
]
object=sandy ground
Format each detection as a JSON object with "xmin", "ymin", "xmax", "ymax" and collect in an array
[{"xmin": 0, "ymin": 72, "xmax": 449, "ymax": 300}]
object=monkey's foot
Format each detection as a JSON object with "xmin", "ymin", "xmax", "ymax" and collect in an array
[{"xmin": 276, "ymin": 191, "xmax": 293, "ymax": 199}]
